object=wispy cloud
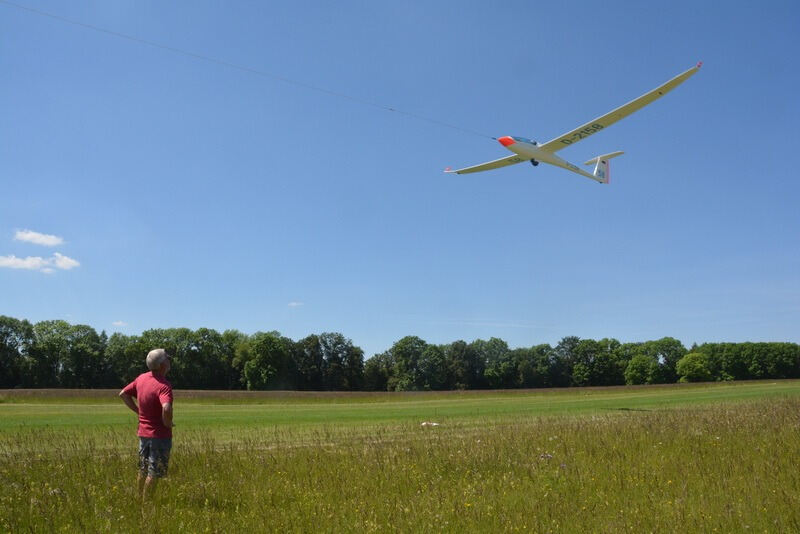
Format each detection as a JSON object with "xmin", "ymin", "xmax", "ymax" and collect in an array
[
  {"xmin": 0, "ymin": 253, "xmax": 81, "ymax": 273},
  {"xmin": 52, "ymin": 253, "xmax": 79, "ymax": 270},
  {"xmin": 288, "ymin": 301, "xmax": 304, "ymax": 308},
  {"xmin": 0, "ymin": 255, "xmax": 50, "ymax": 270},
  {"xmin": 14, "ymin": 229, "xmax": 64, "ymax": 247},
  {"xmin": 112, "ymin": 321, "xmax": 128, "ymax": 327}
]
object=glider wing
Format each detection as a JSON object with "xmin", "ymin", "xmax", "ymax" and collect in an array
[
  {"xmin": 538, "ymin": 62, "xmax": 702, "ymax": 153},
  {"xmin": 444, "ymin": 154, "xmax": 527, "ymax": 174}
]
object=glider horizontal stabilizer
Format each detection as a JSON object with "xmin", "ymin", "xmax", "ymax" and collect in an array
[{"xmin": 584, "ymin": 151, "xmax": 624, "ymax": 184}]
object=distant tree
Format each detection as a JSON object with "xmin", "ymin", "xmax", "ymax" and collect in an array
[
  {"xmin": 483, "ymin": 338, "xmax": 516, "ymax": 389},
  {"xmin": 294, "ymin": 334, "xmax": 324, "ymax": 390},
  {"xmin": 318, "ymin": 332, "xmax": 363, "ymax": 391},
  {"xmin": 4, "ymin": 312, "xmax": 799, "ymax": 391},
  {"xmin": 28, "ymin": 320, "xmax": 72, "ymax": 387},
  {"xmin": 97, "ymin": 330, "xmax": 113, "ymax": 386},
  {"xmin": 231, "ymin": 333, "xmax": 256, "ymax": 388},
  {"xmin": 694, "ymin": 342, "xmax": 800, "ymax": 382},
  {"xmin": 571, "ymin": 362, "xmax": 591, "ymax": 387},
  {"xmin": 363, "ymin": 351, "xmax": 393, "ymax": 391},
  {"xmin": 764, "ymin": 343, "xmax": 800, "ymax": 378},
  {"xmin": 525, "ymin": 344, "xmax": 555, "ymax": 388},
  {"xmin": 676, "ymin": 352, "xmax": 712, "ymax": 382},
  {"xmin": 515, "ymin": 351, "xmax": 536, "ymax": 389},
  {"xmin": 418, "ymin": 344, "xmax": 448, "ymax": 390},
  {"xmin": 624, "ymin": 354, "xmax": 653, "ymax": 385},
  {"xmin": 22, "ymin": 321, "xmax": 106, "ymax": 388},
  {"xmin": 186, "ymin": 328, "xmax": 233, "ymax": 389},
  {"xmin": 105, "ymin": 333, "xmax": 148, "ymax": 386},
  {"xmin": 718, "ymin": 343, "xmax": 748, "ymax": 381},
  {"xmin": 613, "ymin": 342, "xmax": 642, "ymax": 369},
  {"xmin": 341, "ymin": 341, "xmax": 365, "ymax": 391},
  {"xmin": 638, "ymin": 337, "xmax": 686, "ymax": 383},
  {"xmin": 60, "ymin": 324, "xmax": 105, "ymax": 388},
  {"xmin": 243, "ymin": 332, "xmax": 291, "ymax": 390},
  {"xmin": 570, "ymin": 338, "xmax": 624, "ymax": 386},
  {"xmin": 465, "ymin": 339, "xmax": 502, "ymax": 389},
  {"xmin": 0, "ymin": 316, "xmax": 34, "ymax": 388},
  {"xmin": 389, "ymin": 336, "xmax": 427, "ymax": 391},
  {"xmin": 552, "ymin": 336, "xmax": 581, "ymax": 386},
  {"xmin": 220, "ymin": 329, "xmax": 249, "ymax": 389},
  {"xmin": 445, "ymin": 340, "xmax": 480, "ymax": 390},
  {"xmin": 693, "ymin": 343, "xmax": 729, "ymax": 381},
  {"xmin": 319, "ymin": 333, "xmax": 346, "ymax": 390},
  {"xmin": 291, "ymin": 333, "xmax": 363, "ymax": 391},
  {"xmin": 594, "ymin": 339, "xmax": 625, "ymax": 386},
  {"xmin": 477, "ymin": 338, "xmax": 510, "ymax": 382}
]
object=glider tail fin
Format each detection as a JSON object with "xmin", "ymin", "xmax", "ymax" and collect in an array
[{"xmin": 584, "ymin": 151, "xmax": 624, "ymax": 184}]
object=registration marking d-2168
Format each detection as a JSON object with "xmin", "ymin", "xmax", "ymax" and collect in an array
[{"xmin": 560, "ymin": 124, "xmax": 604, "ymax": 146}]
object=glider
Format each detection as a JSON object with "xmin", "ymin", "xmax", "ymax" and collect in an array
[{"xmin": 445, "ymin": 62, "xmax": 702, "ymax": 183}]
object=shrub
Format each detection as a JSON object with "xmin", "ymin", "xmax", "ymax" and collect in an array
[{"xmin": 676, "ymin": 352, "xmax": 712, "ymax": 382}]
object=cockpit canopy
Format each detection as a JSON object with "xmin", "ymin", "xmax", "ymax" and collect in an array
[{"xmin": 512, "ymin": 136, "xmax": 536, "ymax": 145}]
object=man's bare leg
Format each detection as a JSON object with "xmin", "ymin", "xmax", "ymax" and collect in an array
[
  {"xmin": 137, "ymin": 471, "xmax": 146, "ymax": 500},
  {"xmin": 143, "ymin": 475, "xmax": 158, "ymax": 501}
]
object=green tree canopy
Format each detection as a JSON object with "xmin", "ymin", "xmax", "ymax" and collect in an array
[{"xmin": 676, "ymin": 352, "xmax": 712, "ymax": 383}]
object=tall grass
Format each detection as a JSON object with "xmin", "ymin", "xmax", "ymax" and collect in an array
[{"xmin": 1, "ymin": 397, "xmax": 799, "ymax": 532}]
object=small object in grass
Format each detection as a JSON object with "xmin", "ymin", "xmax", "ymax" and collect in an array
[{"xmin": 420, "ymin": 421, "xmax": 440, "ymax": 427}]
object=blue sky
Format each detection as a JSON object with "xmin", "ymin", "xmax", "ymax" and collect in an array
[{"xmin": 2, "ymin": 0, "xmax": 798, "ymax": 358}]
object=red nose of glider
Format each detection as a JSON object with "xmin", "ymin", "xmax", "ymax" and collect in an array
[{"xmin": 498, "ymin": 136, "xmax": 515, "ymax": 147}]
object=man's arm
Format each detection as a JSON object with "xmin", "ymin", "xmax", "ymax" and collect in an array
[
  {"xmin": 162, "ymin": 402, "xmax": 174, "ymax": 428},
  {"xmin": 119, "ymin": 390, "xmax": 139, "ymax": 414}
]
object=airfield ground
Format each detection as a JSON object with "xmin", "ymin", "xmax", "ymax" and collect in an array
[{"xmin": 1, "ymin": 381, "xmax": 799, "ymax": 532}]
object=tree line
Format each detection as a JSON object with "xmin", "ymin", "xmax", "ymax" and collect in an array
[{"xmin": 1, "ymin": 315, "xmax": 798, "ymax": 390}]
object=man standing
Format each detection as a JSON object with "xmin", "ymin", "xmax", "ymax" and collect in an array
[{"xmin": 119, "ymin": 348, "xmax": 174, "ymax": 501}]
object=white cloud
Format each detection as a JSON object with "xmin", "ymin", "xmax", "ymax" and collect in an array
[
  {"xmin": 53, "ymin": 252, "xmax": 80, "ymax": 270},
  {"xmin": 0, "ymin": 255, "xmax": 50, "ymax": 270},
  {"xmin": 0, "ymin": 253, "xmax": 81, "ymax": 273},
  {"xmin": 14, "ymin": 229, "xmax": 64, "ymax": 247},
  {"xmin": 112, "ymin": 321, "xmax": 128, "ymax": 327},
  {"xmin": 287, "ymin": 301, "xmax": 304, "ymax": 308}
]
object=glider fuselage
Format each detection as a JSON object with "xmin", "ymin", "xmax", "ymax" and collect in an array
[{"xmin": 498, "ymin": 136, "xmax": 598, "ymax": 180}]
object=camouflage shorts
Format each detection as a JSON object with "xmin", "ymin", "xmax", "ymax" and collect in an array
[{"xmin": 138, "ymin": 437, "xmax": 172, "ymax": 478}]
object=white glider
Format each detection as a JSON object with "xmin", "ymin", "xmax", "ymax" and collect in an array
[{"xmin": 445, "ymin": 62, "xmax": 702, "ymax": 183}]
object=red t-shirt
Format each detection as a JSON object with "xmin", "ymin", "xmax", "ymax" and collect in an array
[{"xmin": 121, "ymin": 372, "xmax": 173, "ymax": 438}]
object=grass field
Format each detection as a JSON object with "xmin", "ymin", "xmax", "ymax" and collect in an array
[{"xmin": 2, "ymin": 381, "xmax": 799, "ymax": 532}]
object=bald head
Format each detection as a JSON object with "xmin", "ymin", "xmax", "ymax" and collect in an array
[{"xmin": 146, "ymin": 348, "xmax": 170, "ymax": 371}]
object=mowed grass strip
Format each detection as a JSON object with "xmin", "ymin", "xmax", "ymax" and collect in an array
[
  {"xmin": 1, "ymin": 395, "xmax": 799, "ymax": 532},
  {"xmin": 1, "ymin": 380, "xmax": 799, "ymax": 433}
]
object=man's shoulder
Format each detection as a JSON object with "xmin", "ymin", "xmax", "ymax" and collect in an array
[
  {"xmin": 136, "ymin": 371, "xmax": 172, "ymax": 392},
  {"xmin": 134, "ymin": 372, "xmax": 153, "ymax": 385},
  {"xmin": 156, "ymin": 376, "xmax": 173, "ymax": 391},
  {"xmin": 126, "ymin": 371, "xmax": 149, "ymax": 385}
]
